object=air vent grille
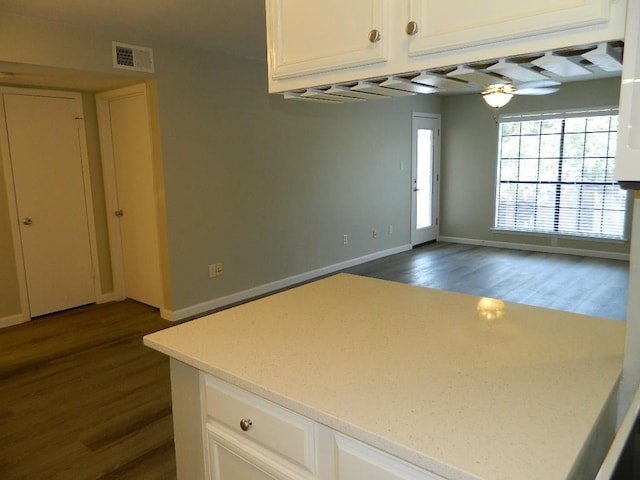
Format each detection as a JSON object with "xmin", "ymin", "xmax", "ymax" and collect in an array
[{"xmin": 112, "ymin": 42, "xmax": 154, "ymax": 73}]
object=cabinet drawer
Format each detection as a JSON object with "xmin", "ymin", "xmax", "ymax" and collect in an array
[
  {"xmin": 335, "ymin": 434, "xmax": 445, "ymax": 480},
  {"xmin": 203, "ymin": 375, "xmax": 316, "ymax": 474}
]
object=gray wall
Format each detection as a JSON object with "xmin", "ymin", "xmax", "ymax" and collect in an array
[
  {"xmin": 154, "ymin": 41, "xmax": 438, "ymax": 311},
  {"xmin": 0, "ymin": 12, "xmax": 438, "ymax": 317},
  {"xmin": 440, "ymin": 77, "xmax": 631, "ymax": 255}
]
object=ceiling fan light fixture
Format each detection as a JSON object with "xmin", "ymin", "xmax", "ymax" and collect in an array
[
  {"xmin": 482, "ymin": 84, "xmax": 514, "ymax": 109},
  {"xmin": 483, "ymin": 91, "xmax": 513, "ymax": 108}
]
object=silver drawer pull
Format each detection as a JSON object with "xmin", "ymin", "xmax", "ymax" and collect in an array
[{"xmin": 239, "ymin": 418, "xmax": 253, "ymax": 431}]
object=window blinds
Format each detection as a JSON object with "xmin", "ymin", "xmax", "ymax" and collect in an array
[{"xmin": 494, "ymin": 109, "xmax": 628, "ymax": 240}]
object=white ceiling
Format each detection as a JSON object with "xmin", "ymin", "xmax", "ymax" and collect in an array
[{"xmin": 0, "ymin": 0, "xmax": 267, "ymax": 60}]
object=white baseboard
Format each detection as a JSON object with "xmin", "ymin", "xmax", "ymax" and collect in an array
[
  {"xmin": 165, "ymin": 244, "xmax": 412, "ymax": 322},
  {"xmin": 0, "ymin": 313, "xmax": 28, "ymax": 328},
  {"xmin": 438, "ymin": 236, "xmax": 630, "ymax": 261}
]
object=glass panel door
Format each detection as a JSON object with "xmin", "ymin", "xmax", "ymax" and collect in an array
[{"xmin": 411, "ymin": 113, "xmax": 440, "ymax": 245}]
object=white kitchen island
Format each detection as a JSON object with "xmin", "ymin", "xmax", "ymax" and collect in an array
[{"xmin": 144, "ymin": 274, "xmax": 626, "ymax": 480}]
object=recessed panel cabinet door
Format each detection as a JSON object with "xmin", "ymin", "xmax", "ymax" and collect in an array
[
  {"xmin": 407, "ymin": 0, "xmax": 613, "ymax": 56},
  {"xmin": 209, "ymin": 441, "xmax": 279, "ymax": 480},
  {"xmin": 266, "ymin": 0, "xmax": 389, "ymax": 82}
]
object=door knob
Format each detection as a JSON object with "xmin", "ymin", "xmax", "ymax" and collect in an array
[{"xmin": 22, "ymin": 217, "xmax": 33, "ymax": 225}]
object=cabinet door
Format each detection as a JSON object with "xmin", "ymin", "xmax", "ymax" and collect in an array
[
  {"xmin": 210, "ymin": 441, "xmax": 278, "ymax": 480},
  {"xmin": 266, "ymin": 0, "xmax": 389, "ymax": 81},
  {"xmin": 206, "ymin": 426, "xmax": 312, "ymax": 480},
  {"xmin": 407, "ymin": 0, "xmax": 613, "ymax": 56},
  {"xmin": 615, "ymin": 0, "xmax": 640, "ymax": 185}
]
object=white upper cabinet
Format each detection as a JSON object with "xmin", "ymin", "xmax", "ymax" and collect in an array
[
  {"xmin": 266, "ymin": 0, "xmax": 390, "ymax": 82},
  {"xmin": 615, "ymin": 0, "xmax": 640, "ymax": 186},
  {"xmin": 266, "ymin": 0, "xmax": 627, "ymax": 94},
  {"xmin": 407, "ymin": 0, "xmax": 615, "ymax": 56}
]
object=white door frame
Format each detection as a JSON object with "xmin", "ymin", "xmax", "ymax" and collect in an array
[
  {"xmin": 96, "ymin": 83, "xmax": 165, "ymax": 310},
  {"xmin": 410, "ymin": 112, "xmax": 441, "ymax": 246},
  {"xmin": 0, "ymin": 87, "xmax": 102, "ymax": 324}
]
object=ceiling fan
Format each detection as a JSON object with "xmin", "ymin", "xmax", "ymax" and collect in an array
[{"xmin": 481, "ymin": 80, "xmax": 561, "ymax": 108}]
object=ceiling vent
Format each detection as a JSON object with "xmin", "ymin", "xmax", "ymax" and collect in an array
[{"xmin": 112, "ymin": 42, "xmax": 154, "ymax": 73}]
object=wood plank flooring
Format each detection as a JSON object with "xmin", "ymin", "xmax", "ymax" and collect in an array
[
  {"xmin": 0, "ymin": 242, "xmax": 629, "ymax": 479},
  {"xmin": 344, "ymin": 242, "xmax": 629, "ymax": 320},
  {"xmin": 0, "ymin": 301, "xmax": 175, "ymax": 480}
]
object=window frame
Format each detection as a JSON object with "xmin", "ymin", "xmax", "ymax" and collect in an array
[{"xmin": 493, "ymin": 107, "xmax": 631, "ymax": 241}]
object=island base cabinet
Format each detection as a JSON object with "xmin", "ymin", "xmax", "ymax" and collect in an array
[{"xmin": 200, "ymin": 373, "xmax": 448, "ymax": 480}]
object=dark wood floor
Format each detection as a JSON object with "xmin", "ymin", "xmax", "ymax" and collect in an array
[
  {"xmin": 0, "ymin": 242, "xmax": 629, "ymax": 479},
  {"xmin": 344, "ymin": 241, "xmax": 629, "ymax": 320},
  {"xmin": 0, "ymin": 301, "xmax": 175, "ymax": 480}
]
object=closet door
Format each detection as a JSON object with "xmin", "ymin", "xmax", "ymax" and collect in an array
[
  {"xmin": 1, "ymin": 91, "xmax": 96, "ymax": 317},
  {"xmin": 97, "ymin": 84, "xmax": 163, "ymax": 308}
]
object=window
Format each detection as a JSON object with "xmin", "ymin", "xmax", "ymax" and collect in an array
[{"xmin": 494, "ymin": 109, "xmax": 628, "ymax": 240}]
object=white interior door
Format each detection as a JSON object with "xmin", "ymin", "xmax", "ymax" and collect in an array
[
  {"xmin": 97, "ymin": 85, "xmax": 162, "ymax": 308},
  {"xmin": 1, "ymin": 91, "xmax": 96, "ymax": 317},
  {"xmin": 411, "ymin": 113, "xmax": 440, "ymax": 246}
]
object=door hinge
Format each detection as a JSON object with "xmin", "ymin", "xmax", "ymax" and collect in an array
[{"xmin": 436, "ymin": 218, "xmax": 439, "ymax": 225}]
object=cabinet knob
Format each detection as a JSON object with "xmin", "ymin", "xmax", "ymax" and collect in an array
[
  {"xmin": 22, "ymin": 217, "xmax": 33, "ymax": 226},
  {"xmin": 239, "ymin": 418, "xmax": 253, "ymax": 431},
  {"xmin": 368, "ymin": 29, "xmax": 381, "ymax": 43},
  {"xmin": 406, "ymin": 21, "xmax": 418, "ymax": 36}
]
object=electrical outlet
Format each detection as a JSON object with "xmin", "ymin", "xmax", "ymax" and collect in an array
[
  {"xmin": 372, "ymin": 229, "xmax": 378, "ymax": 239},
  {"xmin": 343, "ymin": 234, "xmax": 348, "ymax": 245},
  {"xmin": 209, "ymin": 263, "xmax": 223, "ymax": 278}
]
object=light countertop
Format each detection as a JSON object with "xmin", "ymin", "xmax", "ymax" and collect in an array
[{"xmin": 144, "ymin": 273, "xmax": 625, "ymax": 480}]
